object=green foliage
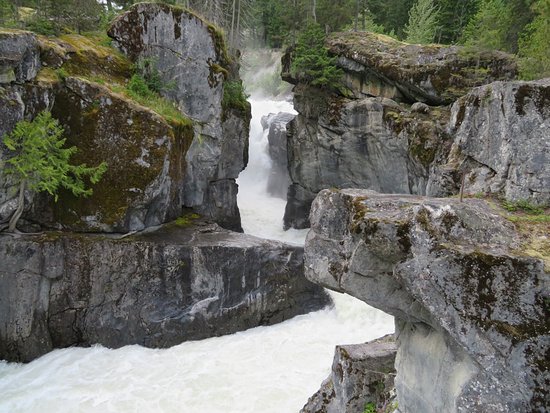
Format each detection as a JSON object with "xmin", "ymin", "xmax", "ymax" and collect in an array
[
  {"xmin": 502, "ymin": 199, "xmax": 545, "ymax": 215},
  {"xmin": 435, "ymin": 0, "xmax": 480, "ymax": 44},
  {"xmin": 2, "ymin": 111, "xmax": 107, "ymax": 201},
  {"xmin": 461, "ymin": 0, "xmax": 514, "ymax": 51},
  {"xmin": 405, "ymin": 0, "xmax": 440, "ymax": 43},
  {"xmin": 291, "ymin": 23, "xmax": 343, "ymax": 88},
  {"xmin": 222, "ymin": 80, "xmax": 250, "ymax": 115},
  {"xmin": 518, "ymin": 0, "xmax": 550, "ymax": 79},
  {"xmin": 363, "ymin": 402, "xmax": 376, "ymax": 413},
  {"xmin": 131, "ymin": 57, "xmax": 172, "ymax": 95}
]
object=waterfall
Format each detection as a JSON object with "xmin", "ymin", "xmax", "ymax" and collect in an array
[{"xmin": 0, "ymin": 70, "xmax": 394, "ymax": 413}]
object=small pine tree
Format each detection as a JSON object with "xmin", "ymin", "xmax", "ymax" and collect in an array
[
  {"xmin": 518, "ymin": 0, "xmax": 550, "ymax": 80},
  {"xmin": 404, "ymin": 0, "xmax": 440, "ymax": 44},
  {"xmin": 2, "ymin": 111, "xmax": 107, "ymax": 232},
  {"xmin": 291, "ymin": 23, "xmax": 343, "ymax": 88}
]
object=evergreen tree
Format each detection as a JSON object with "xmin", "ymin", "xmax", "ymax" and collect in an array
[
  {"xmin": 435, "ymin": 0, "xmax": 480, "ymax": 44},
  {"xmin": 291, "ymin": 23, "xmax": 342, "ymax": 88},
  {"xmin": 2, "ymin": 111, "xmax": 107, "ymax": 232},
  {"xmin": 461, "ymin": 0, "xmax": 514, "ymax": 51},
  {"xmin": 405, "ymin": 0, "xmax": 440, "ymax": 43},
  {"xmin": 519, "ymin": 0, "xmax": 550, "ymax": 79}
]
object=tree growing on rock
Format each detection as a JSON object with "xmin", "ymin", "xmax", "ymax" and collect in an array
[
  {"xmin": 291, "ymin": 23, "xmax": 343, "ymax": 88},
  {"xmin": 1, "ymin": 111, "xmax": 107, "ymax": 232}
]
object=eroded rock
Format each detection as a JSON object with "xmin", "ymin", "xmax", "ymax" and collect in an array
[
  {"xmin": 428, "ymin": 79, "xmax": 550, "ymax": 206},
  {"xmin": 301, "ymin": 334, "xmax": 397, "ymax": 413},
  {"xmin": 283, "ymin": 85, "xmax": 450, "ymax": 229},
  {"xmin": 306, "ymin": 189, "xmax": 549, "ymax": 412},
  {"xmin": 0, "ymin": 220, "xmax": 330, "ymax": 362},
  {"xmin": 0, "ymin": 29, "xmax": 40, "ymax": 84}
]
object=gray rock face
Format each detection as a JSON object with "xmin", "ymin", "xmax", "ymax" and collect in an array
[
  {"xmin": 0, "ymin": 30, "xmax": 40, "ymax": 84},
  {"xmin": 428, "ymin": 79, "xmax": 550, "ymax": 206},
  {"xmin": 0, "ymin": 221, "xmax": 330, "ymax": 362},
  {"xmin": 262, "ymin": 111, "xmax": 295, "ymax": 198},
  {"xmin": 301, "ymin": 334, "xmax": 397, "ymax": 413},
  {"xmin": 108, "ymin": 3, "xmax": 251, "ymax": 231},
  {"xmin": 306, "ymin": 189, "xmax": 549, "ymax": 412},
  {"xmin": 283, "ymin": 85, "xmax": 450, "ymax": 229}
]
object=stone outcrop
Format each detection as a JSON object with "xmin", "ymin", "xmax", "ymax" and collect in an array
[
  {"xmin": 108, "ymin": 3, "xmax": 251, "ymax": 231},
  {"xmin": 261, "ymin": 111, "xmax": 295, "ymax": 198},
  {"xmin": 283, "ymin": 84, "xmax": 450, "ymax": 229},
  {"xmin": 301, "ymin": 334, "xmax": 397, "ymax": 413},
  {"xmin": 324, "ymin": 32, "xmax": 517, "ymax": 105},
  {"xmin": 1, "ymin": 4, "xmax": 250, "ymax": 233},
  {"xmin": 427, "ymin": 79, "xmax": 550, "ymax": 206},
  {"xmin": 0, "ymin": 29, "xmax": 40, "ymax": 83},
  {"xmin": 0, "ymin": 220, "xmax": 330, "ymax": 362},
  {"xmin": 305, "ymin": 189, "xmax": 549, "ymax": 412}
]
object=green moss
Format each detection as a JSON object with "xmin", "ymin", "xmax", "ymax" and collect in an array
[
  {"xmin": 222, "ymin": 80, "xmax": 250, "ymax": 119},
  {"xmin": 173, "ymin": 213, "xmax": 200, "ymax": 227}
]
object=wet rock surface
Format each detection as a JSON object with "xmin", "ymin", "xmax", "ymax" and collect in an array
[
  {"xmin": 0, "ymin": 221, "xmax": 330, "ymax": 363},
  {"xmin": 305, "ymin": 189, "xmax": 549, "ymax": 412},
  {"xmin": 261, "ymin": 111, "xmax": 294, "ymax": 198}
]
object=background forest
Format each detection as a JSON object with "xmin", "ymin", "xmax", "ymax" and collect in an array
[{"xmin": 0, "ymin": 0, "xmax": 548, "ymax": 79}]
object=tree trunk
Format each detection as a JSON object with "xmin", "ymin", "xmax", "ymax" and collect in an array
[
  {"xmin": 354, "ymin": 0, "xmax": 359, "ymax": 31},
  {"xmin": 8, "ymin": 179, "xmax": 26, "ymax": 232},
  {"xmin": 312, "ymin": 0, "xmax": 316, "ymax": 23}
]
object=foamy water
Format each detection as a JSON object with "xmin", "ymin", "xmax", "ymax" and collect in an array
[{"xmin": 0, "ymin": 94, "xmax": 394, "ymax": 413}]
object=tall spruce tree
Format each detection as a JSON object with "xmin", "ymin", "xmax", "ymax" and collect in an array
[
  {"xmin": 519, "ymin": 0, "xmax": 550, "ymax": 79},
  {"xmin": 461, "ymin": 0, "xmax": 514, "ymax": 51},
  {"xmin": 405, "ymin": 0, "xmax": 440, "ymax": 43}
]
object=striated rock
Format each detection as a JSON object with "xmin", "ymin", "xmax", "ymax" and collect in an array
[
  {"xmin": 262, "ymin": 111, "xmax": 295, "ymax": 198},
  {"xmin": 108, "ymin": 3, "xmax": 251, "ymax": 231},
  {"xmin": 0, "ymin": 29, "xmax": 40, "ymax": 84},
  {"xmin": 0, "ymin": 220, "xmax": 330, "ymax": 362},
  {"xmin": 306, "ymin": 189, "xmax": 549, "ymax": 412},
  {"xmin": 301, "ymin": 334, "xmax": 397, "ymax": 413},
  {"xmin": 428, "ymin": 79, "xmax": 550, "ymax": 206},
  {"xmin": 324, "ymin": 32, "xmax": 517, "ymax": 105},
  {"xmin": 283, "ymin": 85, "xmax": 450, "ymax": 229}
]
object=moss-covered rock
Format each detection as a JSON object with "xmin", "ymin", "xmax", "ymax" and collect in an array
[
  {"xmin": 324, "ymin": 31, "xmax": 518, "ymax": 105},
  {"xmin": 0, "ymin": 29, "xmax": 40, "ymax": 84},
  {"xmin": 306, "ymin": 189, "xmax": 549, "ymax": 412}
]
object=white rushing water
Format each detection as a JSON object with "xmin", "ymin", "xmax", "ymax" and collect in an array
[{"xmin": 0, "ymin": 94, "xmax": 394, "ymax": 413}]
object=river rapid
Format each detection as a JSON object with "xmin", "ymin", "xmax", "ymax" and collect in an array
[{"xmin": 0, "ymin": 94, "xmax": 394, "ymax": 413}]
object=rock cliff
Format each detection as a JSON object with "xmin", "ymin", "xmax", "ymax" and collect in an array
[
  {"xmin": 428, "ymin": 79, "xmax": 550, "ymax": 206},
  {"xmin": 281, "ymin": 31, "xmax": 534, "ymax": 230},
  {"xmin": 305, "ymin": 189, "xmax": 549, "ymax": 412},
  {"xmin": 1, "ymin": 3, "xmax": 251, "ymax": 233},
  {"xmin": 0, "ymin": 219, "xmax": 329, "ymax": 363}
]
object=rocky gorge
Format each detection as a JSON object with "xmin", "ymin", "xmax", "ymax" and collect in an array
[
  {"xmin": 280, "ymin": 30, "xmax": 549, "ymax": 413},
  {"xmin": 0, "ymin": 3, "xmax": 329, "ymax": 363},
  {"xmin": 0, "ymin": 2, "xmax": 548, "ymax": 412}
]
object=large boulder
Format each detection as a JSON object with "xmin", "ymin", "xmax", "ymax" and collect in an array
[
  {"xmin": 0, "ymin": 220, "xmax": 330, "ymax": 363},
  {"xmin": 301, "ymin": 334, "xmax": 397, "ymax": 413},
  {"xmin": 428, "ymin": 79, "xmax": 550, "ymax": 206},
  {"xmin": 321, "ymin": 32, "xmax": 517, "ymax": 105},
  {"xmin": 283, "ymin": 85, "xmax": 450, "ymax": 229},
  {"xmin": 0, "ymin": 29, "xmax": 40, "ymax": 84},
  {"xmin": 108, "ymin": 3, "xmax": 251, "ymax": 231},
  {"xmin": 305, "ymin": 189, "xmax": 549, "ymax": 412}
]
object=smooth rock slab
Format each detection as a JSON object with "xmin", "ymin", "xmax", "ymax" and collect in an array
[
  {"xmin": 0, "ymin": 221, "xmax": 330, "ymax": 362},
  {"xmin": 306, "ymin": 189, "xmax": 549, "ymax": 412}
]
